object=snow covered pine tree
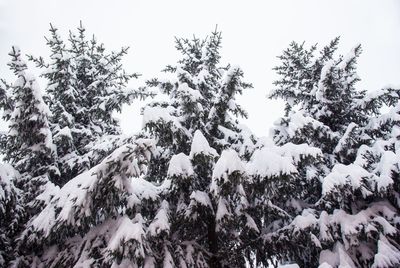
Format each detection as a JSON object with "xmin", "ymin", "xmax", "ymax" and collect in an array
[
  {"xmin": 29, "ymin": 23, "xmax": 148, "ymax": 186},
  {"xmin": 16, "ymin": 29, "xmax": 319, "ymax": 267},
  {"xmin": 269, "ymin": 39, "xmax": 400, "ymax": 267},
  {"xmin": 141, "ymin": 30, "xmax": 263, "ymax": 267},
  {"xmin": 0, "ymin": 24, "xmax": 149, "ymax": 267},
  {"xmin": 0, "ymin": 46, "xmax": 59, "ymax": 266},
  {"xmin": 0, "ymin": 163, "xmax": 23, "ymax": 267},
  {"xmin": 3, "ymin": 25, "xmax": 398, "ymax": 268},
  {"xmin": 140, "ymin": 30, "xmax": 321, "ymax": 267}
]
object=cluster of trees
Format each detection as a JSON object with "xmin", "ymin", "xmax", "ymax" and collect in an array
[{"xmin": 0, "ymin": 24, "xmax": 399, "ymax": 268}]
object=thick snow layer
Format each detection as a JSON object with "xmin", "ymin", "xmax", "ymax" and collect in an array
[
  {"xmin": 35, "ymin": 180, "xmax": 60, "ymax": 205},
  {"xmin": 189, "ymin": 190, "xmax": 212, "ymax": 208},
  {"xmin": 0, "ymin": 163, "xmax": 20, "ymax": 214},
  {"xmin": 31, "ymin": 167, "xmax": 98, "ymax": 234},
  {"xmin": 0, "ymin": 163, "xmax": 20, "ymax": 198},
  {"xmin": 374, "ymin": 151, "xmax": 398, "ymax": 191},
  {"xmin": 212, "ymin": 149, "xmax": 244, "ymax": 181},
  {"xmin": 54, "ymin": 126, "xmax": 73, "ymax": 140},
  {"xmin": 275, "ymin": 112, "xmax": 336, "ymax": 141},
  {"xmin": 280, "ymin": 202, "xmax": 398, "ymax": 257},
  {"xmin": 189, "ymin": 130, "xmax": 217, "ymax": 158},
  {"xmin": 338, "ymin": 45, "xmax": 360, "ymax": 70},
  {"xmin": 277, "ymin": 143, "xmax": 322, "ymax": 163},
  {"xmin": 215, "ymin": 197, "xmax": 231, "ymax": 230},
  {"xmin": 142, "ymin": 105, "xmax": 175, "ymax": 126},
  {"xmin": 372, "ymin": 235, "xmax": 400, "ymax": 268},
  {"xmin": 247, "ymin": 147, "xmax": 297, "ymax": 177},
  {"xmin": 12, "ymin": 71, "xmax": 51, "ymax": 117},
  {"xmin": 217, "ymin": 125, "xmax": 238, "ymax": 141},
  {"xmin": 130, "ymin": 177, "xmax": 159, "ymax": 202},
  {"xmin": 319, "ymin": 242, "xmax": 356, "ymax": 267},
  {"xmin": 333, "ymin": 123, "xmax": 358, "ymax": 154},
  {"xmin": 31, "ymin": 140, "xmax": 155, "ymax": 236},
  {"xmin": 245, "ymin": 213, "xmax": 259, "ymax": 232},
  {"xmin": 196, "ymin": 68, "xmax": 210, "ymax": 85},
  {"xmin": 108, "ymin": 215, "xmax": 145, "ymax": 252},
  {"xmin": 322, "ymin": 163, "xmax": 372, "ymax": 197},
  {"xmin": 167, "ymin": 153, "xmax": 194, "ymax": 177},
  {"xmin": 290, "ymin": 209, "xmax": 318, "ymax": 231},
  {"xmin": 148, "ymin": 200, "xmax": 170, "ymax": 236}
]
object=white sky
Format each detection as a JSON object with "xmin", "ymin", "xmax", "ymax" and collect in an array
[{"xmin": 1, "ymin": 0, "xmax": 399, "ymax": 136}]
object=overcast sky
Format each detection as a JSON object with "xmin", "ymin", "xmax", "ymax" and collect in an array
[{"xmin": 1, "ymin": 0, "xmax": 399, "ymax": 136}]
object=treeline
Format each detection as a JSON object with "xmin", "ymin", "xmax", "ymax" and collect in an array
[{"xmin": 0, "ymin": 24, "xmax": 399, "ymax": 268}]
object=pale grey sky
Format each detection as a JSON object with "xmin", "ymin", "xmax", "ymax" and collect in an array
[{"xmin": 1, "ymin": 0, "xmax": 399, "ymax": 136}]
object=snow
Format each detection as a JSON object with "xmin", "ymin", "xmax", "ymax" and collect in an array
[
  {"xmin": 108, "ymin": 215, "xmax": 145, "ymax": 252},
  {"xmin": 275, "ymin": 111, "xmax": 336, "ymax": 141},
  {"xmin": 189, "ymin": 130, "xmax": 217, "ymax": 158},
  {"xmin": 212, "ymin": 149, "xmax": 244, "ymax": 181},
  {"xmin": 316, "ymin": 60, "xmax": 334, "ymax": 102},
  {"xmin": 148, "ymin": 200, "xmax": 170, "ymax": 236},
  {"xmin": 196, "ymin": 69, "xmax": 210, "ymax": 84},
  {"xmin": 31, "ymin": 140, "xmax": 156, "ymax": 235},
  {"xmin": 167, "ymin": 153, "xmax": 194, "ymax": 177},
  {"xmin": 217, "ymin": 125, "xmax": 238, "ymax": 141},
  {"xmin": 177, "ymin": 83, "xmax": 203, "ymax": 102},
  {"xmin": 278, "ymin": 264, "xmax": 300, "ymax": 268},
  {"xmin": 278, "ymin": 143, "xmax": 322, "ymax": 163},
  {"xmin": 54, "ymin": 126, "xmax": 73, "ymax": 140},
  {"xmin": 247, "ymin": 147, "xmax": 297, "ymax": 177},
  {"xmin": 374, "ymin": 151, "xmax": 398, "ymax": 191},
  {"xmin": 0, "ymin": 163, "xmax": 20, "ymax": 198},
  {"xmin": 130, "ymin": 177, "xmax": 159, "ymax": 202},
  {"xmin": 290, "ymin": 209, "xmax": 318, "ymax": 231},
  {"xmin": 31, "ymin": 168, "xmax": 97, "ymax": 233},
  {"xmin": 319, "ymin": 242, "xmax": 356, "ymax": 267},
  {"xmin": 333, "ymin": 122, "xmax": 357, "ymax": 154},
  {"xmin": 321, "ymin": 163, "xmax": 373, "ymax": 197},
  {"xmin": 372, "ymin": 235, "xmax": 400, "ymax": 268},
  {"xmin": 189, "ymin": 190, "xmax": 212, "ymax": 209},
  {"xmin": 245, "ymin": 213, "xmax": 259, "ymax": 232},
  {"xmin": 35, "ymin": 180, "xmax": 60, "ymax": 205},
  {"xmin": 142, "ymin": 105, "xmax": 175, "ymax": 126},
  {"xmin": 338, "ymin": 45, "xmax": 360, "ymax": 70},
  {"xmin": 215, "ymin": 197, "xmax": 231, "ymax": 230},
  {"xmin": 222, "ymin": 65, "xmax": 241, "ymax": 84},
  {"xmin": 0, "ymin": 164, "xmax": 20, "ymax": 218}
]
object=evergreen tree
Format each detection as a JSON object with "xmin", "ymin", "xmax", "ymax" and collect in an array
[
  {"xmin": 0, "ymin": 164, "xmax": 23, "ymax": 267},
  {"xmin": 21, "ymin": 138, "xmax": 156, "ymax": 267},
  {"xmin": 270, "ymin": 38, "xmax": 372, "ymax": 166},
  {"xmin": 268, "ymin": 39, "xmax": 400, "ymax": 267},
  {"xmin": 3, "ymin": 47, "xmax": 58, "ymax": 181},
  {"xmin": 20, "ymin": 30, "xmax": 261, "ymax": 267},
  {"xmin": 141, "ymin": 30, "xmax": 259, "ymax": 267},
  {"xmin": 30, "ymin": 23, "xmax": 148, "ymax": 186},
  {"xmin": 0, "ymin": 46, "xmax": 59, "ymax": 267},
  {"xmin": 142, "ymin": 30, "xmax": 323, "ymax": 267}
]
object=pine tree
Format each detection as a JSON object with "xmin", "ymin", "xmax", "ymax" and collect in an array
[
  {"xmin": 143, "ymin": 30, "xmax": 324, "ymax": 267},
  {"xmin": 0, "ymin": 46, "xmax": 59, "ymax": 267},
  {"xmin": 270, "ymin": 38, "xmax": 372, "ymax": 166},
  {"xmin": 21, "ymin": 30, "xmax": 259, "ymax": 267},
  {"xmin": 21, "ymin": 138, "xmax": 156, "ymax": 267},
  {"xmin": 0, "ymin": 164, "xmax": 23, "ymax": 267},
  {"xmin": 269, "ymin": 39, "xmax": 400, "ymax": 267},
  {"xmin": 141, "ymin": 30, "xmax": 261, "ymax": 267},
  {"xmin": 3, "ymin": 47, "xmax": 58, "ymax": 180},
  {"xmin": 29, "ymin": 23, "xmax": 148, "ymax": 186}
]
